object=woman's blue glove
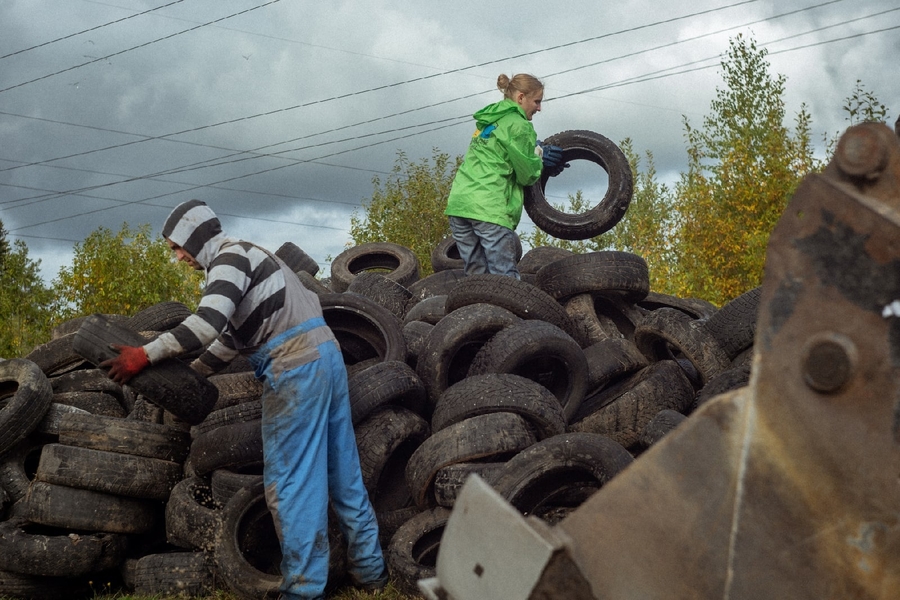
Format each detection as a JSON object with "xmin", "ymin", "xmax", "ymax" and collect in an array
[{"xmin": 538, "ymin": 142, "xmax": 569, "ymax": 177}]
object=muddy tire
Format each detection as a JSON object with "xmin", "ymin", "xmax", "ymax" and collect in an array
[
  {"xmin": 415, "ymin": 303, "xmax": 520, "ymax": 414},
  {"xmin": 275, "ymin": 241, "xmax": 320, "ymax": 276},
  {"xmin": 405, "ymin": 412, "xmax": 537, "ymax": 508},
  {"xmin": 524, "ymin": 130, "xmax": 633, "ymax": 240},
  {"xmin": 0, "ymin": 516, "xmax": 128, "ymax": 577},
  {"xmin": 58, "ymin": 411, "xmax": 190, "ymax": 462},
  {"xmin": 319, "ymin": 293, "xmax": 407, "ymax": 366},
  {"xmin": 346, "ymin": 272, "xmax": 413, "ymax": 321},
  {"xmin": 35, "ymin": 443, "xmax": 182, "ymax": 501},
  {"xmin": 189, "ymin": 419, "xmax": 263, "ymax": 477},
  {"xmin": 126, "ymin": 301, "xmax": 193, "ymax": 332},
  {"xmin": 132, "ymin": 551, "xmax": 218, "ymax": 598},
  {"xmin": 330, "ymin": 242, "xmax": 421, "ymax": 293},
  {"xmin": 349, "ymin": 361, "xmax": 427, "ymax": 424},
  {"xmin": 0, "ymin": 359, "xmax": 53, "ymax": 458},
  {"xmin": 490, "ymin": 432, "xmax": 633, "ymax": 517},
  {"xmin": 166, "ymin": 476, "xmax": 222, "ymax": 552},
  {"xmin": 386, "ymin": 507, "xmax": 450, "ymax": 596},
  {"xmin": 24, "ymin": 480, "xmax": 158, "ymax": 534},
  {"xmin": 73, "ymin": 314, "xmax": 218, "ymax": 425},
  {"xmin": 535, "ymin": 251, "xmax": 650, "ymax": 303},
  {"xmin": 432, "ymin": 373, "xmax": 566, "ymax": 440},
  {"xmin": 467, "ymin": 320, "xmax": 588, "ymax": 423}
]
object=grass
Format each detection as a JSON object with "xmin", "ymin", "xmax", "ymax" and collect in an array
[{"xmin": 0, "ymin": 579, "xmax": 421, "ymax": 600}]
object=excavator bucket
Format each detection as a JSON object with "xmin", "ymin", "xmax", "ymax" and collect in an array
[{"xmin": 420, "ymin": 122, "xmax": 900, "ymax": 600}]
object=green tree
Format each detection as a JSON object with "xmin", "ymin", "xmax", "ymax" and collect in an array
[
  {"xmin": 52, "ymin": 223, "xmax": 204, "ymax": 321},
  {"xmin": 350, "ymin": 149, "xmax": 462, "ymax": 275},
  {"xmin": 0, "ymin": 221, "xmax": 56, "ymax": 357},
  {"xmin": 671, "ymin": 34, "xmax": 820, "ymax": 305}
]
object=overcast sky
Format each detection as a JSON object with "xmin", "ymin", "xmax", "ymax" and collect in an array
[{"xmin": 1, "ymin": 0, "xmax": 897, "ymax": 284}]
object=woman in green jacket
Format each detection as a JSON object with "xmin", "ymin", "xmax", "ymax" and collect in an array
[{"xmin": 445, "ymin": 72, "xmax": 566, "ymax": 278}]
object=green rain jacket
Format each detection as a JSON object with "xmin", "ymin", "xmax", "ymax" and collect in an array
[{"xmin": 445, "ymin": 98, "xmax": 543, "ymax": 230}]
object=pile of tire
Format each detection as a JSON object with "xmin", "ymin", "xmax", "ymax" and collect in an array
[{"xmin": 0, "ymin": 132, "xmax": 762, "ymax": 599}]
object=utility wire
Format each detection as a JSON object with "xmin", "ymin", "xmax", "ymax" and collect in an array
[
  {"xmin": 0, "ymin": 0, "xmax": 187, "ymax": 60},
  {"xmin": 0, "ymin": 0, "xmax": 284, "ymax": 94},
  {"xmin": 0, "ymin": 0, "xmax": 761, "ymax": 174},
  {"xmin": 8, "ymin": 19, "xmax": 895, "ymax": 234}
]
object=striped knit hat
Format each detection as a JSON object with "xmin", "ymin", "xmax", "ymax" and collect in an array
[{"xmin": 162, "ymin": 200, "xmax": 222, "ymax": 259}]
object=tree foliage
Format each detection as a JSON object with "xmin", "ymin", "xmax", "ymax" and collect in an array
[
  {"xmin": 671, "ymin": 34, "xmax": 821, "ymax": 305},
  {"xmin": 52, "ymin": 223, "xmax": 204, "ymax": 321},
  {"xmin": 350, "ymin": 149, "xmax": 461, "ymax": 275},
  {"xmin": 0, "ymin": 221, "xmax": 55, "ymax": 357}
]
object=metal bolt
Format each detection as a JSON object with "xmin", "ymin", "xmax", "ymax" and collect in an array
[
  {"xmin": 801, "ymin": 332, "xmax": 857, "ymax": 393},
  {"xmin": 835, "ymin": 125, "xmax": 888, "ymax": 180}
]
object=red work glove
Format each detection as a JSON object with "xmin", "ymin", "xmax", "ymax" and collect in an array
[{"xmin": 100, "ymin": 344, "xmax": 150, "ymax": 385}]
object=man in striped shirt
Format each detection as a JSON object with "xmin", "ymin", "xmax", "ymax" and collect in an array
[{"xmin": 102, "ymin": 199, "xmax": 387, "ymax": 600}]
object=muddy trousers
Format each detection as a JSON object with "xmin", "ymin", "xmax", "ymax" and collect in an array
[{"xmin": 251, "ymin": 318, "xmax": 386, "ymax": 599}]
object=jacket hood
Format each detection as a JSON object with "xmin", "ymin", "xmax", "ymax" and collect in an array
[
  {"xmin": 162, "ymin": 200, "xmax": 232, "ymax": 269},
  {"xmin": 473, "ymin": 98, "xmax": 526, "ymax": 129}
]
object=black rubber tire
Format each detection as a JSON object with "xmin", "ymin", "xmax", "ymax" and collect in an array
[
  {"xmin": 73, "ymin": 314, "xmax": 219, "ymax": 425},
  {"xmin": 406, "ymin": 269, "xmax": 467, "ymax": 304},
  {"xmin": 583, "ymin": 337, "xmax": 649, "ymax": 394},
  {"xmin": 49, "ymin": 368, "xmax": 123, "ymax": 397},
  {"xmin": 23, "ymin": 333, "xmax": 86, "ymax": 376},
  {"xmin": 517, "ymin": 246, "xmax": 574, "ymax": 275},
  {"xmin": 415, "ymin": 303, "xmax": 520, "ymax": 414},
  {"xmin": 0, "ymin": 436, "xmax": 45, "ymax": 502},
  {"xmin": 165, "ymin": 475, "xmax": 223, "ymax": 552},
  {"xmin": 192, "ymin": 400, "xmax": 262, "ymax": 437},
  {"xmin": 35, "ymin": 443, "xmax": 182, "ymax": 501},
  {"xmin": 330, "ymin": 242, "xmax": 421, "ymax": 293},
  {"xmin": 433, "ymin": 461, "xmax": 506, "ymax": 508},
  {"xmin": 208, "ymin": 371, "xmax": 263, "ymax": 411},
  {"xmin": 0, "ymin": 358, "xmax": 53, "ymax": 458},
  {"xmin": 431, "ymin": 235, "xmax": 465, "ymax": 272},
  {"xmin": 57, "ymin": 411, "xmax": 190, "ymax": 462},
  {"xmin": 490, "ymin": 432, "xmax": 633, "ymax": 517},
  {"xmin": 210, "ymin": 467, "xmax": 263, "ymax": 506},
  {"xmin": 401, "ymin": 321, "xmax": 433, "ymax": 369},
  {"xmin": 50, "ymin": 390, "xmax": 126, "ymax": 418},
  {"xmin": 634, "ymin": 307, "xmax": 731, "ymax": 385},
  {"xmin": 126, "ymin": 301, "xmax": 193, "ymax": 332},
  {"xmin": 638, "ymin": 292, "xmax": 718, "ymax": 320},
  {"xmin": 432, "ymin": 373, "xmax": 566, "ymax": 440},
  {"xmin": 355, "ymin": 406, "xmax": 431, "ymax": 515},
  {"xmin": 569, "ymin": 360, "xmax": 695, "ymax": 449},
  {"xmin": 349, "ymin": 361, "xmax": 427, "ymax": 424},
  {"xmin": 402, "ymin": 294, "xmax": 447, "ymax": 326},
  {"xmin": 319, "ymin": 292, "xmax": 407, "ymax": 366},
  {"xmin": 189, "ymin": 418, "xmax": 263, "ymax": 478},
  {"xmin": 524, "ymin": 130, "xmax": 633, "ymax": 240},
  {"xmin": 347, "ymin": 272, "xmax": 413, "ymax": 321},
  {"xmin": 701, "ymin": 286, "xmax": 762, "ymax": 360},
  {"xmin": 405, "ymin": 412, "xmax": 537, "ymax": 508},
  {"xmin": 535, "ymin": 251, "xmax": 650, "ymax": 303},
  {"xmin": 275, "ymin": 241, "xmax": 320, "ymax": 276},
  {"xmin": 0, "ymin": 516, "xmax": 128, "ymax": 577},
  {"xmin": 694, "ymin": 364, "xmax": 752, "ymax": 410},
  {"xmin": 445, "ymin": 274, "xmax": 579, "ymax": 342},
  {"xmin": 639, "ymin": 408, "xmax": 688, "ymax": 448},
  {"xmin": 467, "ymin": 320, "xmax": 589, "ymax": 423},
  {"xmin": 23, "ymin": 480, "xmax": 158, "ymax": 534},
  {"xmin": 295, "ymin": 270, "xmax": 333, "ymax": 296},
  {"xmin": 132, "ymin": 551, "xmax": 218, "ymax": 598},
  {"xmin": 563, "ymin": 293, "xmax": 617, "ymax": 348},
  {"xmin": 0, "ymin": 569, "xmax": 92, "ymax": 600},
  {"xmin": 386, "ymin": 507, "xmax": 450, "ymax": 596},
  {"xmin": 214, "ymin": 481, "xmax": 280, "ymax": 599},
  {"xmin": 50, "ymin": 313, "xmax": 128, "ymax": 340}
]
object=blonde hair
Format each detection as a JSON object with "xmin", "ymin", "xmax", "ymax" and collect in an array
[{"xmin": 497, "ymin": 73, "xmax": 543, "ymax": 101}]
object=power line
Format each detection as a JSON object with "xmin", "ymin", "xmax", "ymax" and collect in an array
[
  {"xmin": 0, "ymin": 0, "xmax": 187, "ymax": 60},
  {"xmin": 0, "ymin": 0, "xmax": 761, "ymax": 174},
  {"xmin": 0, "ymin": 0, "xmax": 857, "ymax": 205},
  {"xmin": 0, "ymin": 0, "xmax": 285, "ymax": 94},
  {"xmin": 8, "ymin": 18, "xmax": 895, "ymax": 235}
]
